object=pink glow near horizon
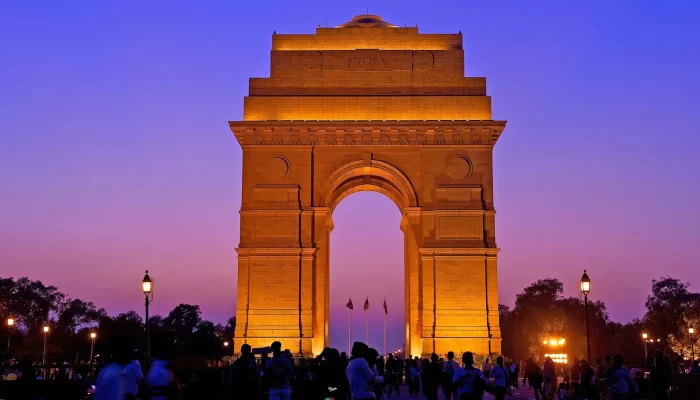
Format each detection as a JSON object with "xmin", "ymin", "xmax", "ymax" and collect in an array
[{"xmin": 1, "ymin": 2, "xmax": 699, "ymax": 353}]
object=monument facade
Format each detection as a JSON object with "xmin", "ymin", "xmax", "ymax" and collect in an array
[{"xmin": 231, "ymin": 15, "xmax": 506, "ymax": 357}]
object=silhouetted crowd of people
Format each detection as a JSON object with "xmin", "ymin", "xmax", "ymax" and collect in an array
[
  {"xmin": 224, "ymin": 342, "xmax": 700, "ymax": 400},
  {"xmin": 4, "ymin": 335, "xmax": 700, "ymax": 400}
]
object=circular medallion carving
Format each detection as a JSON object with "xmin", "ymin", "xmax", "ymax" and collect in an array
[
  {"xmin": 268, "ymin": 156, "xmax": 290, "ymax": 178},
  {"xmin": 445, "ymin": 156, "xmax": 472, "ymax": 179},
  {"xmin": 301, "ymin": 51, "xmax": 323, "ymax": 71},
  {"xmin": 412, "ymin": 50, "xmax": 435, "ymax": 71}
]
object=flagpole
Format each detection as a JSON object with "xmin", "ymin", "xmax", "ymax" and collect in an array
[
  {"xmin": 365, "ymin": 310, "xmax": 369, "ymax": 345},
  {"xmin": 384, "ymin": 310, "xmax": 387, "ymax": 358},
  {"xmin": 348, "ymin": 307, "xmax": 351, "ymax": 355}
]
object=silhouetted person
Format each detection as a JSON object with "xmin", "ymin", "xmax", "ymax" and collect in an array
[
  {"xmin": 481, "ymin": 357, "xmax": 491, "ymax": 376},
  {"xmin": 606, "ymin": 354, "xmax": 637, "ymax": 400},
  {"xmin": 490, "ymin": 356, "xmax": 509, "ymax": 400},
  {"xmin": 509, "ymin": 360, "xmax": 519, "ymax": 388},
  {"xmin": 346, "ymin": 341, "xmax": 376, "ymax": 400},
  {"xmin": 420, "ymin": 353, "xmax": 440, "ymax": 400},
  {"xmin": 452, "ymin": 351, "xmax": 489, "ymax": 400},
  {"xmin": 543, "ymin": 356, "xmax": 556, "ymax": 399},
  {"xmin": 264, "ymin": 341, "xmax": 293, "ymax": 400},
  {"xmin": 146, "ymin": 331, "xmax": 180, "ymax": 400},
  {"xmin": 93, "ymin": 335, "xmax": 130, "ymax": 400},
  {"xmin": 366, "ymin": 348, "xmax": 385, "ymax": 399},
  {"xmin": 689, "ymin": 360, "xmax": 700, "ymax": 374},
  {"xmin": 442, "ymin": 351, "xmax": 460, "ymax": 400},
  {"xmin": 570, "ymin": 358, "xmax": 580, "ymax": 385},
  {"xmin": 230, "ymin": 344, "xmax": 259, "ymax": 398},
  {"xmin": 579, "ymin": 359, "xmax": 595, "ymax": 400},
  {"xmin": 529, "ymin": 360, "xmax": 545, "ymax": 400},
  {"xmin": 385, "ymin": 353, "xmax": 400, "ymax": 397},
  {"xmin": 650, "ymin": 350, "xmax": 671, "ymax": 400},
  {"xmin": 124, "ymin": 351, "xmax": 143, "ymax": 400},
  {"xmin": 407, "ymin": 358, "xmax": 421, "ymax": 396}
]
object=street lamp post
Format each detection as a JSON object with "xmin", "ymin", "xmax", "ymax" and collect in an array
[
  {"xmin": 90, "ymin": 332, "xmax": 97, "ymax": 363},
  {"xmin": 42, "ymin": 325, "xmax": 50, "ymax": 365},
  {"xmin": 142, "ymin": 270, "xmax": 153, "ymax": 364},
  {"xmin": 642, "ymin": 333, "xmax": 648, "ymax": 360},
  {"xmin": 690, "ymin": 327, "xmax": 695, "ymax": 362},
  {"xmin": 580, "ymin": 270, "xmax": 591, "ymax": 363},
  {"xmin": 6, "ymin": 318, "xmax": 14, "ymax": 354}
]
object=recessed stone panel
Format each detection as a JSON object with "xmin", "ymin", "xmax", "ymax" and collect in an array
[
  {"xmin": 436, "ymin": 215, "xmax": 482, "ymax": 239},
  {"xmin": 254, "ymin": 216, "xmax": 297, "ymax": 238}
]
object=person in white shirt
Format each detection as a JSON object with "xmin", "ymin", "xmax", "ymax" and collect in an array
[
  {"xmin": 453, "ymin": 352, "xmax": 490, "ymax": 399},
  {"xmin": 93, "ymin": 335, "xmax": 130, "ymax": 400},
  {"xmin": 366, "ymin": 348, "xmax": 385, "ymax": 400},
  {"xmin": 146, "ymin": 332, "xmax": 179, "ymax": 400},
  {"xmin": 346, "ymin": 342, "xmax": 377, "ymax": 400},
  {"xmin": 489, "ymin": 356, "xmax": 509, "ymax": 400},
  {"xmin": 123, "ymin": 354, "xmax": 143, "ymax": 400},
  {"xmin": 442, "ymin": 352, "xmax": 461, "ymax": 400}
]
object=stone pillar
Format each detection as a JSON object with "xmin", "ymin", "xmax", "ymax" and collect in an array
[
  {"xmin": 417, "ymin": 247, "xmax": 501, "ymax": 356},
  {"xmin": 310, "ymin": 207, "xmax": 332, "ymax": 355},
  {"xmin": 403, "ymin": 208, "xmax": 424, "ymax": 357},
  {"xmin": 233, "ymin": 247, "xmax": 307, "ymax": 353}
]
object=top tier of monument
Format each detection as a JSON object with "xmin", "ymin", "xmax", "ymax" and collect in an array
[
  {"xmin": 273, "ymin": 14, "xmax": 461, "ymax": 50},
  {"xmin": 243, "ymin": 14, "xmax": 492, "ymax": 121}
]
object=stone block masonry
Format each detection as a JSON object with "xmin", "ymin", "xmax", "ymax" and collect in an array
[{"xmin": 230, "ymin": 14, "xmax": 506, "ymax": 357}]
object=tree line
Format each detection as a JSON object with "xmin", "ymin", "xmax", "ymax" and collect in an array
[
  {"xmin": 499, "ymin": 276, "xmax": 700, "ymax": 365},
  {"xmin": 0, "ymin": 277, "xmax": 235, "ymax": 363},
  {"xmin": 2, "ymin": 275, "xmax": 698, "ymax": 365}
]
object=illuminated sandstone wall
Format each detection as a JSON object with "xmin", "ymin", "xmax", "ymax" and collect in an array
[{"xmin": 231, "ymin": 16, "xmax": 505, "ymax": 357}]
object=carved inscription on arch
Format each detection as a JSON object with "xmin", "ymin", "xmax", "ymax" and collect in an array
[{"xmin": 347, "ymin": 55, "xmax": 387, "ymax": 67}]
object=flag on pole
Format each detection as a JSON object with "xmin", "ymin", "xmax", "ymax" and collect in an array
[
  {"xmin": 383, "ymin": 297, "xmax": 388, "ymax": 315},
  {"xmin": 346, "ymin": 297, "xmax": 354, "ymax": 310},
  {"xmin": 364, "ymin": 297, "xmax": 370, "ymax": 311}
]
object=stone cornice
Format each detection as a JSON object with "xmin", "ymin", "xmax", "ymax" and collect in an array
[
  {"xmin": 418, "ymin": 247, "xmax": 500, "ymax": 257},
  {"xmin": 236, "ymin": 247, "xmax": 316, "ymax": 257},
  {"xmin": 229, "ymin": 120, "xmax": 506, "ymax": 147}
]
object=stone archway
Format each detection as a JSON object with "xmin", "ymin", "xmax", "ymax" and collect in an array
[
  {"xmin": 230, "ymin": 15, "xmax": 506, "ymax": 357},
  {"xmin": 316, "ymin": 157, "xmax": 419, "ymax": 357}
]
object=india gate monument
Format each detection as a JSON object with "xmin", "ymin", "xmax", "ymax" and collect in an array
[{"xmin": 230, "ymin": 14, "xmax": 506, "ymax": 357}]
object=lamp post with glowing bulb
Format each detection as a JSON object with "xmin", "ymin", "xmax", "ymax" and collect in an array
[
  {"xmin": 642, "ymin": 333, "xmax": 648, "ymax": 360},
  {"xmin": 690, "ymin": 327, "xmax": 695, "ymax": 362},
  {"xmin": 42, "ymin": 325, "xmax": 50, "ymax": 366},
  {"xmin": 6, "ymin": 317, "xmax": 14, "ymax": 354},
  {"xmin": 580, "ymin": 270, "xmax": 591, "ymax": 363},
  {"xmin": 142, "ymin": 271, "xmax": 153, "ymax": 364},
  {"xmin": 90, "ymin": 332, "xmax": 97, "ymax": 363}
]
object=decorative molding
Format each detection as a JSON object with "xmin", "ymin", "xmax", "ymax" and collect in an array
[{"xmin": 231, "ymin": 121, "xmax": 506, "ymax": 146}]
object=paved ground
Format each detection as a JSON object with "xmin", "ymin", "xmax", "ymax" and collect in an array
[{"xmin": 387, "ymin": 382, "xmax": 535, "ymax": 400}]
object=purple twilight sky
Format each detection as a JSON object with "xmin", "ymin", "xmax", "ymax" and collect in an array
[{"xmin": 1, "ymin": 0, "xmax": 699, "ymax": 352}]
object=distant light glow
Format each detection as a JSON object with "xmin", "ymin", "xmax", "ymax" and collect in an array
[{"xmin": 545, "ymin": 353, "xmax": 568, "ymax": 364}]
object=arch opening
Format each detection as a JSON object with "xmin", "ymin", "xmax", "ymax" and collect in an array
[{"xmin": 329, "ymin": 191, "xmax": 405, "ymax": 355}]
